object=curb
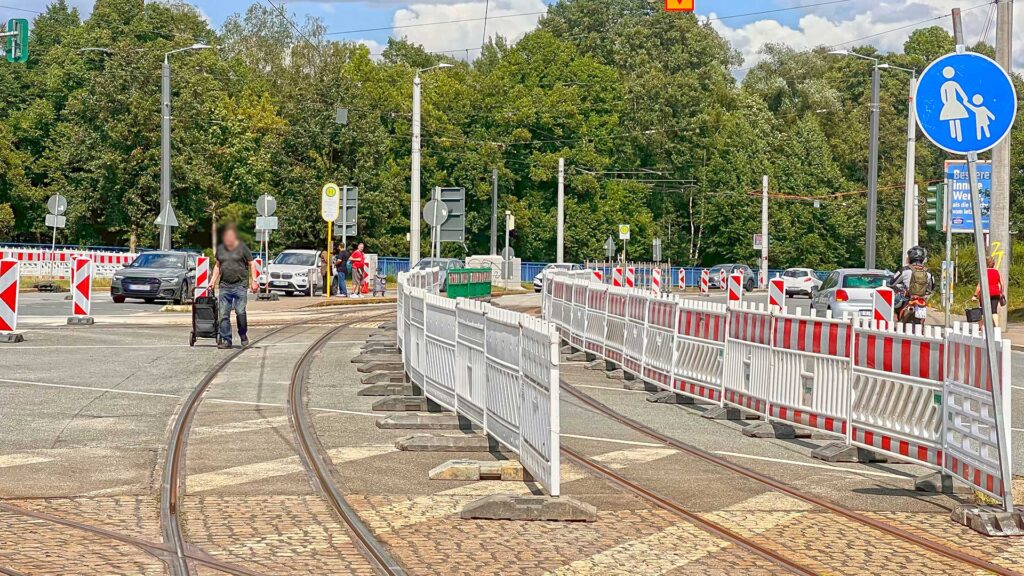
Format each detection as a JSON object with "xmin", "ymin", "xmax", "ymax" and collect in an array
[{"xmin": 307, "ymin": 297, "xmax": 397, "ymax": 308}]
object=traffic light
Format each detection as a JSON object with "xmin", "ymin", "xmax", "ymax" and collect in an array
[
  {"xmin": 925, "ymin": 183, "xmax": 945, "ymax": 232},
  {"xmin": 4, "ymin": 19, "xmax": 29, "ymax": 63}
]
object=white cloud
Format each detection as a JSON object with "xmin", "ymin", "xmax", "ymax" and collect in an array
[
  {"xmin": 392, "ymin": 0, "xmax": 547, "ymax": 59},
  {"xmin": 355, "ymin": 37, "xmax": 386, "ymax": 60},
  {"xmin": 711, "ymin": 0, "xmax": 1024, "ymax": 74}
]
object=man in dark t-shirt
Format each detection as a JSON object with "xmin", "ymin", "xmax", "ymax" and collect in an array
[
  {"xmin": 333, "ymin": 244, "xmax": 350, "ymax": 297},
  {"xmin": 211, "ymin": 224, "xmax": 256, "ymax": 348}
]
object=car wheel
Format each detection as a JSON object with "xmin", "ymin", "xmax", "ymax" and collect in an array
[
  {"xmin": 745, "ymin": 280, "xmax": 754, "ymax": 292},
  {"xmin": 112, "ymin": 295, "xmax": 126, "ymax": 304},
  {"xmin": 173, "ymin": 282, "xmax": 187, "ymax": 305},
  {"xmin": 285, "ymin": 290, "xmax": 295, "ymax": 297}
]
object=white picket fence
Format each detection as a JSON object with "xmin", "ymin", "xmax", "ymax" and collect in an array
[
  {"xmin": 397, "ymin": 270, "xmax": 561, "ymax": 496},
  {"xmin": 0, "ymin": 248, "xmax": 135, "ymax": 279},
  {"xmin": 544, "ymin": 272, "xmax": 1014, "ymax": 508}
]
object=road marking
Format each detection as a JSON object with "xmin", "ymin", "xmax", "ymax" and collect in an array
[
  {"xmin": 187, "ymin": 445, "xmax": 395, "ymax": 493},
  {"xmin": 571, "ymin": 384, "xmax": 648, "ymax": 393},
  {"xmin": 712, "ymin": 451, "xmax": 910, "ymax": 479},
  {"xmin": 561, "ymin": 433, "xmax": 663, "ymax": 448},
  {"xmin": 0, "ymin": 454, "xmax": 52, "ymax": 469},
  {"xmin": 190, "ymin": 416, "xmax": 291, "ymax": 439},
  {"xmin": 0, "ymin": 340, "xmax": 367, "ymax": 350}
]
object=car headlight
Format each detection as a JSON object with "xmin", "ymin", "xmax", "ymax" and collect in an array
[
  {"xmin": 294, "ymin": 272, "xmax": 307, "ymax": 278},
  {"xmin": 161, "ymin": 277, "xmax": 180, "ymax": 283}
]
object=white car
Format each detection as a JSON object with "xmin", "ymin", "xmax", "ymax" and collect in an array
[
  {"xmin": 260, "ymin": 249, "xmax": 325, "ymax": 296},
  {"xmin": 533, "ymin": 263, "xmax": 583, "ymax": 292},
  {"xmin": 781, "ymin": 268, "xmax": 821, "ymax": 298}
]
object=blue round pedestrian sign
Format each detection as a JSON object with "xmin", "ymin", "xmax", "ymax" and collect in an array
[{"xmin": 915, "ymin": 52, "xmax": 1017, "ymax": 155}]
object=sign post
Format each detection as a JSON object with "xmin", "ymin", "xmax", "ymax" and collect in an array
[
  {"xmin": 321, "ymin": 183, "xmax": 341, "ymax": 299},
  {"xmin": 915, "ymin": 48, "xmax": 1017, "ymax": 514},
  {"xmin": 618, "ymin": 224, "xmax": 630, "ymax": 265},
  {"xmin": 255, "ymin": 194, "xmax": 279, "ymax": 301}
]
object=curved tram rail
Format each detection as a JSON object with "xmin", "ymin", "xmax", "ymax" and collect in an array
[
  {"xmin": 560, "ymin": 378, "xmax": 1021, "ymax": 576},
  {"xmin": 161, "ymin": 310, "xmax": 396, "ymax": 576}
]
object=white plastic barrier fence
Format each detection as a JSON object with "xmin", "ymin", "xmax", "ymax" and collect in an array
[
  {"xmin": 0, "ymin": 248, "xmax": 135, "ymax": 279},
  {"xmin": 399, "ymin": 277, "xmax": 561, "ymax": 497},
  {"xmin": 544, "ymin": 273, "xmax": 1015, "ymax": 508}
]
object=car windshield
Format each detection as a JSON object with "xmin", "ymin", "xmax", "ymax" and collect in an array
[
  {"xmin": 842, "ymin": 274, "xmax": 888, "ymax": 289},
  {"xmin": 783, "ymin": 270, "xmax": 808, "ymax": 278},
  {"xmin": 708, "ymin": 265, "xmax": 727, "ymax": 274},
  {"xmin": 275, "ymin": 253, "xmax": 316, "ymax": 266},
  {"xmin": 545, "ymin": 264, "xmax": 575, "ymax": 271},
  {"xmin": 131, "ymin": 253, "xmax": 184, "ymax": 269}
]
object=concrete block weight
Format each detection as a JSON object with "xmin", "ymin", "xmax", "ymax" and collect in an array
[
  {"xmin": 377, "ymin": 413, "xmax": 470, "ymax": 430},
  {"xmin": 811, "ymin": 442, "xmax": 888, "ymax": 463},
  {"xmin": 430, "ymin": 459, "xmax": 530, "ymax": 482},
  {"xmin": 460, "ymin": 495, "xmax": 597, "ymax": 522},
  {"xmin": 395, "ymin": 432, "xmax": 495, "ymax": 452},
  {"xmin": 358, "ymin": 360, "xmax": 404, "ymax": 373},
  {"xmin": 951, "ymin": 504, "xmax": 1024, "ymax": 536},
  {"xmin": 371, "ymin": 395, "xmax": 444, "ymax": 412}
]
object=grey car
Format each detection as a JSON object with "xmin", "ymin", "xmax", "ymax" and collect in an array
[
  {"xmin": 810, "ymin": 268, "xmax": 893, "ymax": 318},
  {"xmin": 707, "ymin": 263, "xmax": 757, "ymax": 291},
  {"xmin": 111, "ymin": 251, "xmax": 197, "ymax": 304}
]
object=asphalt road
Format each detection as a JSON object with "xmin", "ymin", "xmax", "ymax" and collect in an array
[{"xmin": 15, "ymin": 291, "xmax": 319, "ymax": 318}]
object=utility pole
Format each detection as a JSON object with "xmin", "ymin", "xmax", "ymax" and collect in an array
[
  {"xmin": 760, "ymin": 175, "xmax": 769, "ymax": 288},
  {"xmin": 902, "ymin": 73, "xmax": 919, "ymax": 262},
  {"xmin": 992, "ymin": 0, "xmax": 1013, "ymax": 327},
  {"xmin": 490, "ymin": 168, "xmax": 498, "ymax": 256},
  {"xmin": 160, "ymin": 59, "xmax": 172, "ymax": 251},
  {"xmin": 867, "ymin": 63, "xmax": 881, "ymax": 269},
  {"xmin": 557, "ymin": 157, "xmax": 565, "ymax": 263},
  {"xmin": 410, "ymin": 73, "xmax": 422, "ymax": 266}
]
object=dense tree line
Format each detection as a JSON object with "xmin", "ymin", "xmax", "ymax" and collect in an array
[{"xmin": 1, "ymin": 0, "xmax": 1021, "ymax": 272}]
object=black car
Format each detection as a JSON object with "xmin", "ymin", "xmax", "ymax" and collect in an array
[{"xmin": 111, "ymin": 251, "xmax": 197, "ymax": 304}]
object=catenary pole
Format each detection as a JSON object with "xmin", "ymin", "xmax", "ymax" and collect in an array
[{"xmin": 991, "ymin": 0, "xmax": 1013, "ymax": 326}]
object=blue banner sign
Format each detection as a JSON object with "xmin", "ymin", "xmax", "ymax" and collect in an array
[{"xmin": 945, "ymin": 160, "xmax": 990, "ymax": 233}]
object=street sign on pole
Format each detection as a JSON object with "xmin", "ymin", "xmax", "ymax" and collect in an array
[
  {"xmin": 255, "ymin": 216, "xmax": 278, "ymax": 230},
  {"xmin": 47, "ymin": 194, "xmax": 67, "ymax": 216},
  {"xmin": 256, "ymin": 194, "xmax": 277, "ymax": 217},
  {"xmin": 944, "ymin": 160, "xmax": 991, "ymax": 233},
  {"xmin": 321, "ymin": 183, "xmax": 341, "ymax": 222},
  {"xmin": 154, "ymin": 204, "xmax": 178, "ymax": 227},
  {"xmin": 333, "ymin": 186, "xmax": 359, "ymax": 238},
  {"xmin": 44, "ymin": 215, "xmax": 66, "ymax": 229},
  {"xmin": 5, "ymin": 19, "xmax": 29, "ymax": 63},
  {"xmin": 437, "ymin": 187, "xmax": 466, "ymax": 243},
  {"xmin": 604, "ymin": 236, "xmax": 616, "ymax": 260},
  {"xmin": 422, "ymin": 200, "xmax": 448, "ymax": 227},
  {"xmin": 618, "ymin": 224, "xmax": 630, "ymax": 240},
  {"xmin": 652, "ymin": 238, "xmax": 662, "ymax": 262}
]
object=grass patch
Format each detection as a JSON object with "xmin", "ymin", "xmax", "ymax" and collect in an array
[{"xmin": 21, "ymin": 276, "xmax": 113, "ymax": 290}]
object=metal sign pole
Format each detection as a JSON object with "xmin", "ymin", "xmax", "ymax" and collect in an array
[{"xmin": 944, "ymin": 177, "xmax": 953, "ymax": 328}]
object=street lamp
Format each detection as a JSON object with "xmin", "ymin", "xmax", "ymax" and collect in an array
[
  {"xmin": 160, "ymin": 43, "xmax": 214, "ymax": 250},
  {"xmin": 410, "ymin": 63, "xmax": 453, "ymax": 266},
  {"xmin": 878, "ymin": 64, "xmax": 919, "ymax": 262},
  {"xmin": 830, "ymin": 49, "xmax": 881, "ymax": 269}
]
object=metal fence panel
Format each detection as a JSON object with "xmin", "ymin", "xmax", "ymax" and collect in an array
[
  {"xmin": 722, "ymin": 303, "xmax": 773, "ymax": 416},
  {"xmin": 520, "ymin": 315, "xmax": 561, "ymax": 496},
  {"xmin": 455, "ymin": 298, "xmax": 488, "ymax": 428},
  {"xmin": 423, "ymin": 293, "xmax": 458, "ymax": 410}
]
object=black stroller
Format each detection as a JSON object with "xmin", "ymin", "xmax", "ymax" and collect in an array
[{"xmin": 190, "ymin": 291, "xmax": 219, "ymax": 346}]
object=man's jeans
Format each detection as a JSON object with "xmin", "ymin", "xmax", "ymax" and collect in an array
[
  {"xmin": 334, "ymin": 271, "xmax": 348, "ymax": 296},
  {"xmin": 218, "ymin": 282, "xmax": 248, "ymax": 344}
]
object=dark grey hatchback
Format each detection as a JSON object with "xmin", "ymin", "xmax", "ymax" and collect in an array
[{"xmin": 111, "ymin": 251, "xmax": 197, "ymax": 304}]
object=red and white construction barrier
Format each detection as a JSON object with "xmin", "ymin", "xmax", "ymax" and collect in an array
[
  {"xmin": 253, "ymin": 257, "xmax": 264, "ymax": 287},
  {"xmin": 592, "ymin": 269, "xmax": 603, "ymax": 284},
  {"xmin": 69, "ymin": 258, "xmax": 93, "ymax": 324},
  {"xmin": 194, "ymin": 256, "xmax": 210, "ymax": 299},
  {"xmin": 625, "ymin": 267, "xmax": 636, "ymax": 288},
  {"xmin": 612, "ymin": 267, "xmax": 624, "ymax": 288},
  {"xmin": 719, "ymin": 269, "xmax": 727, "ymax": 291},
  {"xmin": 872, "ymin": 287, "xmax": 894, "ymax": 326},
  {"xmin": 727, "ymin": 273, "xmax": 743, "ymax": 305},
  {"xmin": 650, "ymin": 267, "xmax": 662, "ymax": 296},
  {"xmin": 700, "ymin": 269, "xmax": 709, "ymax": 297},
  {"xmin": 0, "ymin": 260, "xmax": 21, "ymax": 342},
  {"xmin": 768, "ymin": 277, "xmax": 785, "ymax": 310},
  {"xmin": 677, "ymin": 268, "xmax": 686, "ymax": 290},
  {"xmin": 0, "ymin": 249, "xmax": 135, "ymax": 279}
]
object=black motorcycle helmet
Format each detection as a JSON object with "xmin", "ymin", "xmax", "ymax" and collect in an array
[{"xmin": 907, "ymin": 246, "xmax": 927, "ymax": 265}]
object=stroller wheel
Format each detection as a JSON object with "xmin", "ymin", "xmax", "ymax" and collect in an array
[{"xmin": 190, "ymin": 332, "xmax": 196, "ymax": 347}]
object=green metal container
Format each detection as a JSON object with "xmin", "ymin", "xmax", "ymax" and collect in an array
[{"xmin": 446, "ymin": 268, "xmax": 492, "ymax": 299}]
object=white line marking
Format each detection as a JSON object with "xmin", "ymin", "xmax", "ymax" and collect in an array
[
  {"xmin": 560, "ymin": 433, "xmax": 663, "ymax": 448},
  {"xmin": 0, "ymin": 454, "xmax": 53, "ymax": 469},
  {"xmin": 0, "ymin": 340, "xmax": 368, "ymax": 351},
  {"xmin": 712, "ymin": 451, "xmax": 910, "ymax": 479},
  {"xmin": 571, "ymin": 384, "xmax": 648, "ymax": 394}
]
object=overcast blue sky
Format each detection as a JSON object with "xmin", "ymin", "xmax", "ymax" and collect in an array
[{"xmin": 7, "ymin": 1, "xmax": 1021, "ymax": 68}]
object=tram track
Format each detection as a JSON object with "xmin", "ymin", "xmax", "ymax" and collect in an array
[{"xmin": 560, "ymin": 377, "xmax": 1021, "ymax": 576}]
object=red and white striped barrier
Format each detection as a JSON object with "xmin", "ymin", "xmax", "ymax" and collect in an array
[
  {"xmin": 719, "ymin": 269, "xmax": 727, "ymax": 291},
  {"xmin": 71, "ymin": 258, "xmax": 93, "ymax": 319},
  {"xmin": 677, "ymin": 268, "xmax": 686, "ymax": 290},
  {"xmin": 700, "ymin": 269, "xmax": 709, "ymax": 297},
  {"xmin": 194, "ymin": 256, "xmax": 210, "ymax": 298},
  {"xmin": 0, "ymin": 249, "xmax": 135, "ymax": 279},
  {"xmin": 0, "ymin": 260, "xmax": 20, "ymax": 339},
  {"xmin": 612, "ymin": 267, "xmax": 624, "ymax": 288},
  {"xmin": 625, "ymin": 267, "xmax": 636, "ymax": 288},
  {"xmin": 650, "ymin": 267, "xmax": 662, "ymax": 296},
  {"xmin": 727, "ymin": 273, "xmax": 743, "ymax": 305},
  {"xmin": 872, "ymin": 287, "xmax": 894, "ymax": 326},
  {"xmin": 592, "ymin": 269, "xmax": 603, "ymax": 284},
  {"xmin": 253, "ymin": 257, "xmax": 264, "ymax": 288},
  {"xmin": 768, "ymin": 277, "xmax": 785, "ymax": 310}
]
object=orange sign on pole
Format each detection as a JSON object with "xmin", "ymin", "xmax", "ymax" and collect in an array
[{"xmin": 665, "ymin": 0, "xmax": 694, "ymax": 11}]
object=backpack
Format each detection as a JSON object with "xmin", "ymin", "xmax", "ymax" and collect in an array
[{"xmin": 907, "ymin": 266, "xmax": 930, "ymax": 297}]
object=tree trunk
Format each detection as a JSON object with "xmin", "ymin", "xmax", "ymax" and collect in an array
[
  {"xmin": 210, "ymin": 202, "xmax": 218, "ymax": 250},
  {"xmin": 129, "ymin": 229, "xmax": 137, "ymax": 254}
]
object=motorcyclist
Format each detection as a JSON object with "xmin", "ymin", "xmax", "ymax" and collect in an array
[{"xmin": 890, "ymin": 246, "xmax": 935, "ymax": 321}]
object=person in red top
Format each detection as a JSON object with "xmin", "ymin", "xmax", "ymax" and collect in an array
[
  {"xmin": 973, "ymin": 256, "xmax": 1005, "ymax": 327},
  {"xmin": 349, "ymin": 242, "xmax": 366, "ymax": 298}
]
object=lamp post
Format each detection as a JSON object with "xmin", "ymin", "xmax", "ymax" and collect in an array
[
  {"xmin": 878, "ymin": 63, "xmax": 919, "ymax": 262},
  {"xmin": 160, "ymin": 43, "xmax": 214, "ymax": 250},
  {"xmin": 409, "ymin": 63, "xmax": 453, "ymax": 266},
  {"xmin": 830, "ymin": 49, "xmax": 881, "ymax": 269}
]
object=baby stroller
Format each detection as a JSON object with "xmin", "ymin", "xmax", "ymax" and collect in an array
[
  {"xmin": 190, "ymin": 290, "xmax": 219, "ymax": 347},
  {"xmin": 373, "ymin": 271, "xmax": 387, "ymax": 297}
]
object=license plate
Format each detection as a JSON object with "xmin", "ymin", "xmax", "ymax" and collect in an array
[
  {"xmin": 271, "ymin": 281, "xmax": 288, "ymax": 287},
  {"xmin": 915, "ymin": 306, "xmax": 928, "ymax": 319},
  {"xmin": 128, "ymin": 284, "xmax": 149, "ymax": 291},
  {"xmin": 859, "ymin": 310, "xmax": 871, "ymax": 317}
]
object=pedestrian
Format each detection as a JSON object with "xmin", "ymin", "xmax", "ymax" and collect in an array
[
  {"xmin": 333, "ymin": 242, "xmax": 350, "ymax": 297},
  {"xmin": 210, "ymin": 223, "xmax": 257, "ymax": 349},
  {"xmin": 350, "ymin": 242, "xmax": 366, "ymax": 298},
  {"xmin": 972, "ymin": 256, "xmax": 1006, "ymax": 327}
]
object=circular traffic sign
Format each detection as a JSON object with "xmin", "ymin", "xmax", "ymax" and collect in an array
[
  {"xmin": 256, "ymin": 194, "xmax": 277, "ymax": 217},
  {"xmin": 47, "ymin": 194, "xmax": 67, "ymax": 216},
  {"xmin": 915, "ymin": 52, "xmax": 1017, "ymax": 155},
  {"xmin": 422, "ymin": 200, "xmax": 449, "ymax": 227}
]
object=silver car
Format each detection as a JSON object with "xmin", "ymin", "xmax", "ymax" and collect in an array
[
  {"xmin": 111, "ymin": 251, "xmax": 197, "ymax": 304},
  {"xmin": 810, "ymin": 268, "xmax": 893, "ymax": 318}
]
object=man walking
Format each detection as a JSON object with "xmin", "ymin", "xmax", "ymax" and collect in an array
[
  {"xmin": 350, "ymin": 242, "xmax": 366, "ymax": 298},
  {"xmin": 211, "ymin": 223, "xmax": 257, "ymax": 349},
  {"xmin": 333, "ymin": 242, "xmax": 350, "ymax": 297}
]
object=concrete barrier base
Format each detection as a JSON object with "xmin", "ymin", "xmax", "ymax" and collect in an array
[
  {"xmin": 429, "ymin": 459, "xmax": 530, "ymax": 482},
  {"xmin": 950, "ymin": 504, "xmax": 1024, "ymax": 537},
  {"xmin": 67, "ymin": 316, "xmax": 95, "ymax": 326},
  {"xmin": 377, "ymin": 413, "xmax": 469, "ymax": 430},
  {"xmin": 741, "ymin": 421, "xmax": 805, "ymax": 439},
  {"xmin": 605, "ymin": 369, "xmax": 625, "ymax": 380},
  {"xmin": 701, "ymin": 406, "xmax": 757, "ymax": 420},
  {"xmin": 460, "ymin": 495, "xmax": 597, "ymax": 522},
  {"xmin": 623, "ymin": 380, "xmax": 657, "ymax": 392},
  {"xmin": 370, "ymin": 330, "xmax": 396, "ymax": 338},
  {"xmin": 565, "ymin": 351, "xmax": 589, "ymax": 362},
  {"xmin": 0, "ymin": 332, "xmax": 24, "ymax": 343},
  {"xmin": 256, "ymin": 292, "xmax": 279, "ymax": 301},
  {"xmin": 560, "ymin": 345, "xmax": 575, "ymax": 355},
  {"xmin": 361, "ymin": 342, "xmax": 398, "ymax": 351},
  {"xmin": 646, "ymin": 391, "xmax": 694, "ymax": 404},
  {"xmin": 360, "ymin": 371, "xmax": 406, "ymax": 385},
  {"xmin": 395, "ymin": 432, "xmax": 494, "ymax": 452},
  {"xmin": 359, "ymin": 382, "xmax": 419, "ymax": 396},
  {"xmin": 914, "ymin": 472, "xmax": 973, "ymax": 495},
  {"xmin": 358, "ymin": 360, "xmax": 404, "ymax": 373},
  {"xmin": 352, "ymin": 352, "xmax": 400, "ymax": 364},
  {"xmin": 811, "ymin": 442, "xmax": 888, "ymax": 463},
  {"xmin": 371, "ymin": 395, "xmax": 444, "ymax": 412},
  {"xmin": 585, "ymin": 359, "xmax": 607, "ymax": 370},
  {"xmin": 378, "ymin": 321, "xmax": 397, "ymax": 330}
]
